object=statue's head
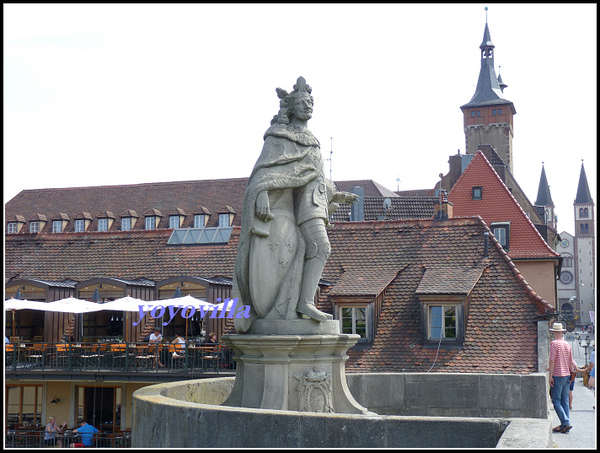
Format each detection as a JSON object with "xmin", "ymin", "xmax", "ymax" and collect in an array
[{"xmin": 271, "ymin": 76, "xmax": 314, "ymax": 125}]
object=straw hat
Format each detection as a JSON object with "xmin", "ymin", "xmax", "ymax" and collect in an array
[{"xmin": 549, "ymin": 322, "xmax": 566, "ymax": 332}]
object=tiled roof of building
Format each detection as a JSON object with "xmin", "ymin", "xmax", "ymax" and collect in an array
[
  {"xmin": 6, "ymin": 178, "xmax": 399, "ymax": 234},
  {"xmin": 330, "ymin": 196, "xmax": 438, "ymax": 222},
  {"xmin": 334, "ymin": 180, "xmax": 399, "ymax": 198},
  {"xmin": 416, "ymin": 266, "xmax": 483, "ymax": 295},
  {"xmin": 448, "ymin": 151, "xmax": 559, "ymax": 259},
  {"xmin": 5, "ymin": 211, "xmax": 553, "ymax": 374},
  {"xmin": 4, "ymin": 228, "xmax": 240, "ymax": 283},
  {"xmin": 5, "ymin": 178, "xmax": 250, "ymax": 232},
  {"xmin": 328, "ymin": 266, "xmax": 399, "ymax": 297},
  {"xmin": 322, "ymin": 217, "xmax": 553, "ymax": 374}
]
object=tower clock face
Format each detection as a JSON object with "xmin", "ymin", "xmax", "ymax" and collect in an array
[{"xmin": 560, "ymin": 239, "xmax": 570, "ymax": 248}]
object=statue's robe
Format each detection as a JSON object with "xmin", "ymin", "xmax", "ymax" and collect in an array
[{"xmin": 233, "ymin": 123, "xmax": 327, "ymax": 332}]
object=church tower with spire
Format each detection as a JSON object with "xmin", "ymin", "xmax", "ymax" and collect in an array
[
  {"xmin": 534, "ymin": 163, "xmax": 557, "ymax": 231},
  {"xmin": 460, "ymin": 10, "xmax": 517, "ymax": 173},
  {"xmin": 573, "ymin": 161, "xmax": 595, "ymax": 325}
]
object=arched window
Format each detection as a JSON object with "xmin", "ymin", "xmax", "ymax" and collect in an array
[
  {"xmin": 584, "ymin": 208, "xmax": 589, "ymax": 217},
  {"xmin": 584, "ymin": 224, "xmax": 589, "ymax": 233}
]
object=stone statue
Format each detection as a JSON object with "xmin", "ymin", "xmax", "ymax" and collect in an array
[{"xmin": 233, "ymin": 76, "xmax": 358, "ymax": 333}]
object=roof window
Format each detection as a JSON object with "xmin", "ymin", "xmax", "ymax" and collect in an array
[
  {"xmin": 167, "ymin": 227, "xmax": 233, "ymax": 245},
  {"xmin": 472, "ymin": 186, "xmax": 483, "ymax": 200}
]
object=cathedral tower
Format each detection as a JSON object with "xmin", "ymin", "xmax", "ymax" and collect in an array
[
  {"xmin": 460, "ymin": 15, "xmax": 516, "ymax": 173},
  {"xmin": 573, "ymin": 161, "xmax": 595, "ymax": 325}
]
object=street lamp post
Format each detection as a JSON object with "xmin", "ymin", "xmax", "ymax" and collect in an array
[{"xmin": 577, "ymin": 334, "xmax": 591, "ymax": 365}]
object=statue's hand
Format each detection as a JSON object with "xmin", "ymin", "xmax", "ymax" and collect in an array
[
  {"xmin": 255, "ymin": 191, "xmax": 274, "ymax": 221},
  {"xmin": 332, "ymin": 191, "xmax": 359, "ymax": 205}
]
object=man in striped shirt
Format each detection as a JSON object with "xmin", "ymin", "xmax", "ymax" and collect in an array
[{"xmin": 548, "ymin": 322, "xmax": 577, "ymax": 433}]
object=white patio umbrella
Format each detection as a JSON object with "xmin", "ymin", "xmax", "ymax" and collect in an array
[
  {"xmin": 4, "ymin": 298, "xmax": 50, "ymax": 311},
  {"xmin": 45, "ymin": 297, "xmax": 102, "ymax": 313}
]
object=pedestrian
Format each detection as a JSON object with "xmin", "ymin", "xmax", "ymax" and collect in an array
[
  {"xmin": 149, "ymin": 328, "xmax": 164, "ymax": 367},
  {"xmin": 69, "ymin": 419, "xmax": 99, "ymax": 448},
  {"xmin": 585, "ymin": 348, "xmax": 595, "ymax": 409},
  {"xmin": 44, "ymin": 416, "xmax": 66, "ymax": 447},
  {"xmin": 548, "ymin": 322, "xmax": 578, "ymax": 433}
]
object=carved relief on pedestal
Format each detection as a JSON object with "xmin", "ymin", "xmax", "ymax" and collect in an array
[{"xmin": 294, "ymin": 368, "xmax": 333, "ymax": 413}]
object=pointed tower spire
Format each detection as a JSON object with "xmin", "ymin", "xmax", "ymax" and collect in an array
[
  {"xmin": 535, "ymin": 163, "xmax": 554, "ymax": 207},
  {"xmin": 534, "ymin": 162, "xmax": 556, "ymax": 229},
  {"xmin": 460, "ymin": 7, "xmax": 517, "ymax": 173},
  {"xmin": 575, "ymin": 160, "xmax": 593, "ymax": 204}
]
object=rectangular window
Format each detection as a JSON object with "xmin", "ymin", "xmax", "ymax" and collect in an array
[
  {"xmin": 219, "ymin": 213, "xmax": 230, "ymax": 227},
  {"xmin": 30, "ymin": 222, "xmax": 39, "ymax": 233},
  {"xmin": 472, "ymin": 186, "xmax": 483, "ymax": 200},
  {"xmin": 169, "ymin": 216, "xmax": 180, "ymax": 229},
  {"xmin": 492, "ymin": 109, "xmax": 496, "ymax": 115},
  {"xmin": 491, "ymin": 222, "xmax": 510, "ymax": 250},
  {"xmin": 476, "ymin": 110, "xmax": 481, "ymax": 117},
  {"xmin": 471, "ymin": 111, "xmax": 475, "ymax": 117},
  {"xmin": 498, "ymin": 108, "xmax": 502, "ymax": 115},
  {"xmin": 6, "ymin": 385, "xmax": 43, "ymax": 427},
  {"xmin": 98, "ymin": 218, "xmax": 108, "ymax": 232},
  {"xmin": 340, "ymin": 306, "xmax": 368, "ymax": 341},
  {"xmin": 146, "ymin": 217, "xmax": 156, "ymax": 230},
  {"xmin": 121, "ymin": 217, "xmax": 131, "ymax": 231},
  {"xmin": 194, "ymin": 214, "xmax": 205, "ymax": 229},
  {"xmin": 75, "ymin": 219, "xmax": 85, "ymax": 232},
  {"xmin": 7, "ymin": 222, "xmax": 17, "ymax": 234},
  {"xmin": 52, "ymin": 220, "xmax": 62, "ymax": 233},
  {"xmin": 429, "ymin": 305, "xmax": 457, "ymax": 339}
]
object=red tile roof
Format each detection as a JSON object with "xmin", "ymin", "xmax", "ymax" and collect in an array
[
  {"xmin": 5, "ymin": 210, "xmax": 553, "ymax": 374},
  {"xmin": 322, "ymin": 217, "xmax": 553, "ymax": 374},
  {"xmin": 448, "ymin": 151, "xmax": 559, "ymax": 259}
]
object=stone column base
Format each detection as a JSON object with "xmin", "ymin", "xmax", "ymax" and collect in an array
[{"xmin": 221, "ymin": 328, "xmax": 373, "ymax": 415}]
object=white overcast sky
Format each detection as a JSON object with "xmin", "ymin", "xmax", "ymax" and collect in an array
[{"xmin": 4, "ymin": 3, "xmax": 597, "ymax": 235}]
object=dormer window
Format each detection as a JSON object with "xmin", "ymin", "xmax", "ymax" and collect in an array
[
  {"xmin": 218, "ymin": 206, "xmax": 236, "ymax": 227},
  {"xmin": 75, "ymin": 219, "xmax": 85, "ymax": 232},
  {"xmin": 339, "ymin": 306, "xmax": 371, "ymax": 342},
  {"xmin": 417, "ymin": 266, "xmax": 482, "ymax": 349},
  {"xmin": 491, "ymin": 222, "xmax": 510, "ymax": 250},
  {"xmin": 52, "ymin": 220, "xmax": 63, "ymax": 233},
  {"xmin": 30, "ymin": 221, "xmax": 40, "ymax": 233},
  {"xmin": 51, "ymin": 213, "xmax": 70, "ymax": 233},
  {"xmin": 146, "ymin": 217, "xmax": 155, "ymax": 230},
  {"xmin": 428, "ymin": 304, "xmax": 457, "ymax": 340},
  {"xmin": 121, "ymin": 217, "xmax": 132, "ymax": 231},
  {"xmin": 6, "ymin": 215, "xmax": 26, "ymax": 234},
  {"xmin": 97, "ymin": 211, "xmax": 115, "ymax": 232},
  {"xmin": 169, "ymin": 216, "xmax": 182, "ymax": 229},
  {"xmin": 194, "ymin": 214, "xmax": 207, "ymax": 228},
  {"xmin": 219, "ymin": 213, "xmax": 230, "ymax": 227},
  {"xmin": 120, "ymin": 210, "xmax": 138, "ymax": 231},
  {"xmin": 144, "ymin": 209, "xmax": 163, "ymax": 230},
  {"xmin": 73, "ymin": 212, "xmax": 93, "ymax": 232}
]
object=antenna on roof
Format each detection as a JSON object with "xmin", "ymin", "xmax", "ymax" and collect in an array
[
  {"xmin": 326, "ymin": 137, "xmax": 333, "ymax": 182},
  {"xmin": 396, "ymin": 175, "xmax": 401, "ymax": 192}
]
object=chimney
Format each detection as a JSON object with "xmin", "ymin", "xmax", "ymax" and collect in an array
[
  {"xmin": 483, "ymin": 231, "xmax": 489, "ymax": 258},
  {"xmin": 434, "ymin": 190, "xmax": 453, "ymax": 220},
  {"xmin": 350, "ymin": 186, "xmax": 364, "ymax": 221}
]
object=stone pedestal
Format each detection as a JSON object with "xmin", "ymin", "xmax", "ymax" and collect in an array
[{"xmin": 221, "ymin": 320, "xmax": 372, "ymax": 414}]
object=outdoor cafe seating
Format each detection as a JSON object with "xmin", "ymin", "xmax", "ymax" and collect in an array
[{"xmin": 5, "ymin": 339, "xmax": 233, "ymax": 373}]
